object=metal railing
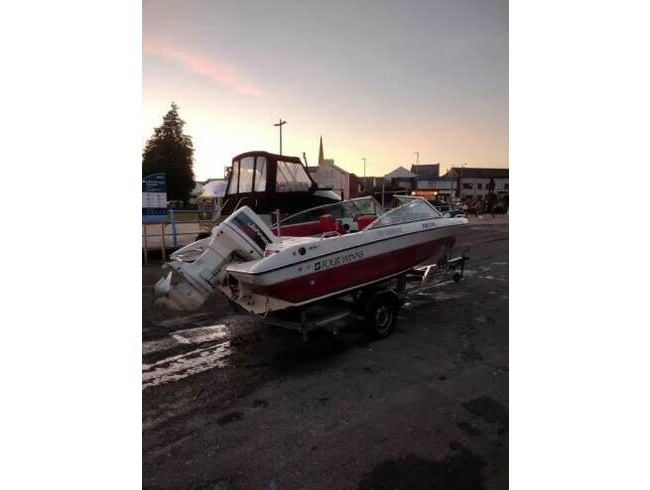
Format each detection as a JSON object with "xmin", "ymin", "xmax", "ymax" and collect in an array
[{"xmin": 142, "ymin": 209, "xmax": 215, "ymax": 265}]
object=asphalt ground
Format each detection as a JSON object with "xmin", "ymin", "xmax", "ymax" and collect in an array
[{"xmin": 142, "ymin": 223, "xmax": 509, "ymax": 489}]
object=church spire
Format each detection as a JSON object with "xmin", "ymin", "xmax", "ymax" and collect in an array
[{"xmin": 318, "ymin": 135, "xmax": 324, "ymax": 166}]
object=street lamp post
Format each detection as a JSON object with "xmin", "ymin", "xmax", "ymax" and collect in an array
[
  {"xmin": 273, "ymin": 118, "xmax": 287, "ymax": 155},
  {"xmin": 459, "ymin": 162, "xmax": 467, "ymax": 201}
]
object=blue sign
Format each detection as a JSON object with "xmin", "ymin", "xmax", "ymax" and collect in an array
[
  {"xmin": 143, "ymin": 173, "xmax": 167, "ymax": 223},
  {"xmin": 142, "ymin": 173, "xmax": 166, "ymax": 193}
]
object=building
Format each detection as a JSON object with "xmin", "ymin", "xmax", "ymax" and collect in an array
[
  {"xmin": 410, "ymin": 163, "xmax": 440, "ymax": 180},
  {"xmin": 444, "ymin": 167, "xmax": 509, "ymax": 201},
  {"xmin": 414, "ymin": 176, "xmax": 456, "ymax": 201},
  {"xmin": 189, "ymin": 180, "xmax": 208, "ymax": 205},
  {"xmin": 308, "ymin": 136, "xmax": 363, "ymax": 199},
  {"xmin": 358, "ymin": 176, "xmax": 385, "ymax": 191},
  {"xmin": 384, "ymin": 166, "xmax": 417, "ymax": 190}
]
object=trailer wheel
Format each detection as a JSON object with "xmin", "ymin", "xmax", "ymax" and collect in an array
[{"xmin": 364, "ymin": 292, "xmax": 399, "ymax": 339}]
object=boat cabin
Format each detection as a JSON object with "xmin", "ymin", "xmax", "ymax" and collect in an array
[{"xmin": 221, "ymin": 151, "xmax": 341, "ymax": 219}]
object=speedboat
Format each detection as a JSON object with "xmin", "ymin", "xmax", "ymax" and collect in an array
[{"xmin": 155, "ymin": 197, "xmax": 468, "ymax": 315}]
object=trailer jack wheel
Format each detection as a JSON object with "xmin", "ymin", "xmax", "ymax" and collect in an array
[{"xmin": 365, "ymin": 292, "xmax": 399, "ymax": 339}]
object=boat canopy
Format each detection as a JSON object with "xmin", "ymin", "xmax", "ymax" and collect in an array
[
  {"xmin": 366, "ymin": 197, "xmax": 442, "ymax": 229},
  {"xmin": 226, "ymin": 151, "xmax": 315, "ymax": 196}
]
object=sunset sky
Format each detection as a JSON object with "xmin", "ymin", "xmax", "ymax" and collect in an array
[{"xmin": 143, "ymin": 0, "xmax": 508, "ymax": 181}]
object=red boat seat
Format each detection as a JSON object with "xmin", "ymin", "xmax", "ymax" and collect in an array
[
  {"xmin": 319, "ymin": 214, "xmax": 336, "ymax": 233},
  {"xmin": 356, "ymin": 214, "xmax": 376, "ymax": 230}
]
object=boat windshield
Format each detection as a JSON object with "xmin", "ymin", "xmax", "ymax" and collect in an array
[
  {"xmin": 226, "ymin": 155, "xmax": 268, "ymax": 195},
  {"xmin": 276, "ymin": 160, "xmax": 312, "ymax": 192},
  {"xmin": 281, "ymin": 196, "xmax": 384, "ymax": 226},
  {"xmin": 366, "ymin": 198, "xmax": 442, "ymax": 229}
]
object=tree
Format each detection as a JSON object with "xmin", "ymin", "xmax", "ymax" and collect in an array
[{"xmin": 142, "ymin": 102, "xmax": 195, "ymax": 202}]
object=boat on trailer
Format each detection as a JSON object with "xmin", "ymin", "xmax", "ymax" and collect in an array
[{"xmin": 155, "ymin": 196, "xmax": 469, "ymax": 338}]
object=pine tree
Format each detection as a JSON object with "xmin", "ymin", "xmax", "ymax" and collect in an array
[{"xmin": 142, "ymin": 102, "xmax": 196, "ymax": 202}]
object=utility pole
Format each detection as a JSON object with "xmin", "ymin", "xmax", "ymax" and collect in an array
[
  {"xmin": 415, "ymin": 152, "xmax": 420, "ymax": 165},
  {"xmin": 273, "ymin": 118, "xmax": 287, "ymax": 155},
  {"xmin": 362, "ymin": 157, "xmax": 366, "ymax": 179},
  {"xmin": 459, "ymin": 162, "xmax": 467, "ymax": 201}
]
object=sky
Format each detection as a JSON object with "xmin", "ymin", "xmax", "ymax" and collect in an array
[{"xmin": 143, "ymin": 0, "xmax": 508, "ymax": 181}]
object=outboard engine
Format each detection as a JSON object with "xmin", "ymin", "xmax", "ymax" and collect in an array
[{"xmin": 154, "ymin": 206, "xmax": 277, "ymax": 311}]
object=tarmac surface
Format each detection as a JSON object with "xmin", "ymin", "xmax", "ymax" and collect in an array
[{"xmin": 142, "ymin": 223, "xmax": 509, "ymax": 489}]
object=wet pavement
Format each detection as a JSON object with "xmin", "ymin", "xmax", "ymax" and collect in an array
[{"xmin": 143, "ymin": 224, "xmax": 509, "ymax": 489}]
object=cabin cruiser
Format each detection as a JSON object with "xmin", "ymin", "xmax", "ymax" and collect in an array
[
  {"xmin": 217, "ymin": 151, "xmax": 341, "ymax": 224},
  {"xmin": 155, "ymin": 197, "xmax": 468, "ymax": 315}
]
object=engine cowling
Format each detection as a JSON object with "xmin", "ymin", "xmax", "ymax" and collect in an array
[{"xmin": 154, "ymin": 206, "xmax": 277, "ymax": 311}]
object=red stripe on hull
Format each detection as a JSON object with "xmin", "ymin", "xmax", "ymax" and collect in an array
[{"xmin": 258, "ymin": 235, "xmax": 455, "ymax": 304}]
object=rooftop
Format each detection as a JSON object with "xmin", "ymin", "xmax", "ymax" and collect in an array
[
  {"xmin": 385, "ymin": 166, "xmax": 417, "ymax": 179},
  {"xmin": 410, "ymin": 164, "xmax": 440, "ymax": 178},
  {"xmin": 446, "ymin": 167, "xmax": 509, "ymax": 179}
]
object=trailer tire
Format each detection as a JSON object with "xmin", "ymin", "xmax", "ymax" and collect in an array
[{"xmin": 364, "ymin": 292, "xmax": 399, "ymax": 339}]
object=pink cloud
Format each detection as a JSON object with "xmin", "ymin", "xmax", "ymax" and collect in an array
[{"xmin": 144, "ymin": 42, "xmax": 267, "ymax": 96}]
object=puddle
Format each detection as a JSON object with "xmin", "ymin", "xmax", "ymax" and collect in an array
[
  {"xmin": 142, "ymin": 341, "xmax": 233, "ymax": 390},
  {"xmin": 172, "ymin": 324, "xmax": 229, "ymax": 344},
  {"xmin": 143, "ymin": 324, "xmax": 229, "ymax": 356}
]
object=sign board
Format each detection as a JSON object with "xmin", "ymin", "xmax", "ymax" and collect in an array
[
  {"xmin": 142, "ymin": 173, "xmax": 167, "ymax": 223},
  {"xmin": 412, "ymin": 190, "xmax": 437, "ymax": 197}
]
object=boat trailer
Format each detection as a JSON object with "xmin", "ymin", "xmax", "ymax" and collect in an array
[{"xmin": 263, "ymin": 249, "xmax": 469, "ymax": 340}]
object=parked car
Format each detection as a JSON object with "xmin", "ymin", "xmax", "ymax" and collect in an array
[{"xmin": 431, "ymin": 201, "xmax": 465, "ymax": 217}]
